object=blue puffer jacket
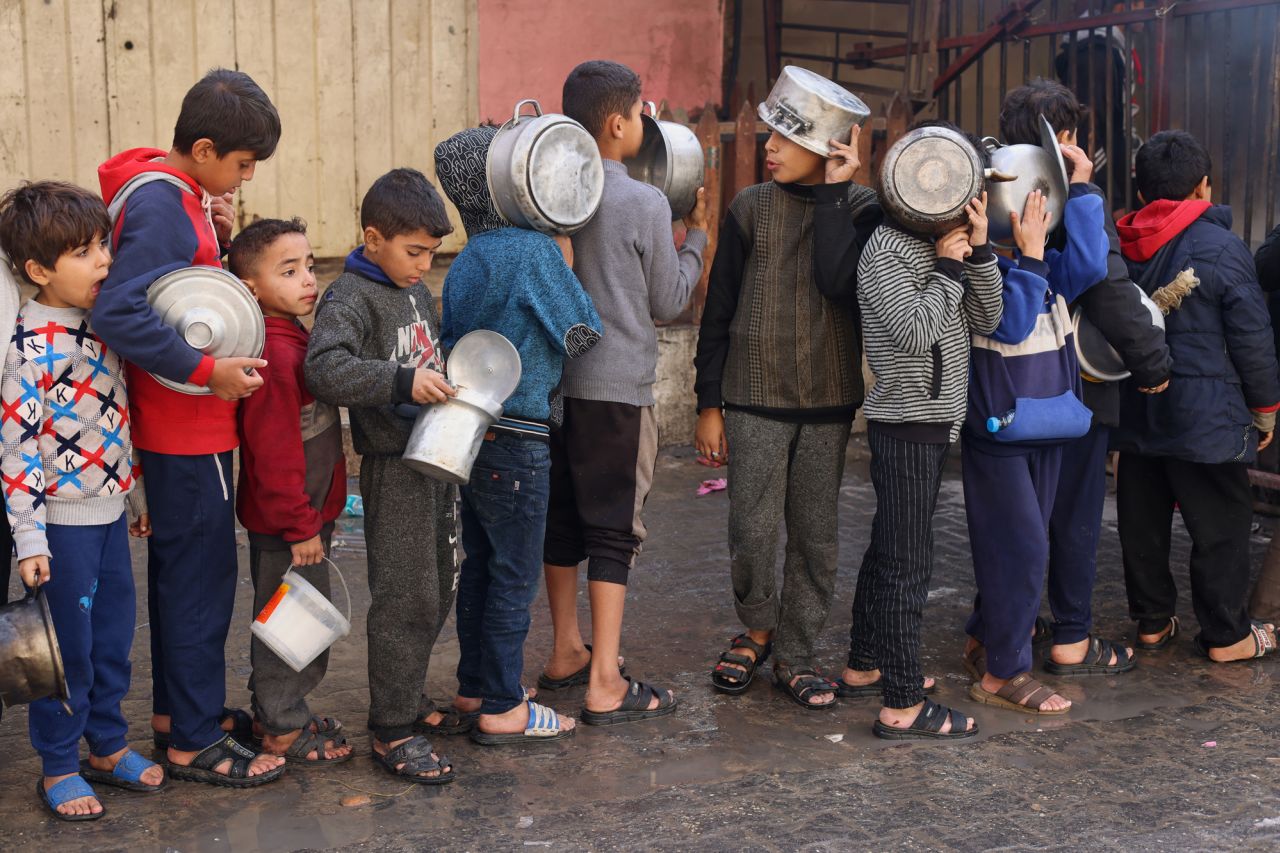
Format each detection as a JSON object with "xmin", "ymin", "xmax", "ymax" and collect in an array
[{"xmin": 1113, "ymin": 203, "xmax": 1280, "ymax": 464}]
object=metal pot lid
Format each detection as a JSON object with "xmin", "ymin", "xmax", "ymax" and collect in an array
[
  {"xmin": 146, "ymin": 265, "xmax": 265, "ymax": 395},
  {"xmin": 446, "ymin": 330, "xmax": 522, "ymax": 403},
  {"xmin": 1038, "ymin": 113, "xmax": 1070, "ymax": 199},
  {"xmin": 758, "ymin": 65, "xmax": 870, "ymax": 156},
  {"xmin": 527, "ymin": 120, "xmax": 605, "ymax": 229},
  {"xmin": 883, "ymin": 127, "xmax": 984, "ymax": 222}
]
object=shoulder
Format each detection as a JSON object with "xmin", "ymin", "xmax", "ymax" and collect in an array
[{"xmin": 314, "ymin": 275, "xmax": 368, "ymax": 321}]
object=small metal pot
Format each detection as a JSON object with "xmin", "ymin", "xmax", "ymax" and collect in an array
[
  {"xmin": 758, "ymin": 65, "xmax": 870, "ymax": 156},
  {"xmin": 486, "ymin": 99, "xmax": 605, "ymax": 235},
  {"xmin": 983, "ymin": 115, "xmax": 1070, "ymax": 245},
  {"xmin": 879, "ymin": 126, "xmax": 1016, "ymax": 236},
  {"xmin": 0, "ymin": 587, "xmax": 70, "ymax": 710},
  {"xmin": 623, "ymin": 102, "xmax": 705, "ymax": 220},
  {"xmin": 1073, "ymin": 283, "xmax": 1166, "ymax": 382}
]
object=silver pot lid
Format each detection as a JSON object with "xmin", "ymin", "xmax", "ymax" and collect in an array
[
  {"xmin": 146, "ymin": 265, "xmax": 265, "ymax": 395},
  {"xmin": 880, "ymin": 126, "xmax": 985, "ymax": 234},
  {"xmin": 758, "ymin": 65, "xmax": 870, "ymax": 156},
  {"xmin": 446, "ymin": 330, "xmax": 522, "ymax": 403},
  {"xmin": 527, "ymin": 120, "xmax": 605, "ymax": 230}
]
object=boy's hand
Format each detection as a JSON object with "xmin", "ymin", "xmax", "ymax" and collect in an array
[
  {"xmin": 935, "ymin": 226, "xmax": 973, "ymax": 263},
  {"xmin": 825, "ymin": 125, "xmax": 862, "ymax": 184},
  {"xmin": 413, "ymin": 369, "xmax": 457, "ymax": 404},
  {"xmin": 290, "ymin": 535, "xmax": 325, "ymax": 567},
  {"xmin": 1139, "ymin": 380, "xmax": 1170, "ymax": 394},
  {"xmin": 1011, "ymin": 190, "xmax": 1052, "ymax": 260},
  {"xmin": 695, "ymin": 408, "xmax": 728, "ymax": 465},
  {"xmin": 966, "ymin": 193, "xmax": 989, "ymax": 247},
  {"xmin": 1060, "ymin": 143, "xmax": 1094, "ymax": 185},
  {"xmin": 683, "ymin": 187, "xmax": 709, "ymax": 232},
  {"xmin": 129, "ymin": 513, "xmax": 152, "ymax": 538},
  {"xmin": 19, "ymin": 555, "xmax": 50, "ymax": 588},
  {"xmin": 1261, "ymin": 431, "xmax": 1274, "ymax": 452},
  {"xmin": 211, "ymin": 191, "xmax": 236, "ymax": 245},
  {"xmin": 208, "ymin": 357, "xmax": 268, "ymax": 400},
  {"xmin": 553, "ymin": 234, "xmax": 574, "ymax": 268}
]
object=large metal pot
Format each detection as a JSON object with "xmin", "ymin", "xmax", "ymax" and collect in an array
[
  {"xmin": 486, "ymin": 99, "xmax": 604, "ymax": 236},
  {"xmin": 146, "ymin": 265, "xmax": 266, "ymax": 395},
  {"xmin": 623, "ymin": 102, "xmax": 705, "ymax": 220},
  {"xmin": 0, "ymin": 588, "xmax": 70, "ymax": 710},
  {"xmin": 1073, "ymin": 283, "xmax": 1166, "ymax": 382},
  {"xmin": 758, "ymin": 65, "xmax": 870, "ymax": 156},
  {"xmin": 983, "ymin": 114, "xmax": 1070, "ymax": 245},
  {"xmin": 880, "ymin": 126, "xmax": 1015, "ymax": 236}
]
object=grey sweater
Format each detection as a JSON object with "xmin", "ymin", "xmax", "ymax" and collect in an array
[{"xmin": 561, "ymin": 159, "xmax": 707, "ymax": 406}]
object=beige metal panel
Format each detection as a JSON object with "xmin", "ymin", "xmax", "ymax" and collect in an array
[
  {"xmin": 352, "ymin": 0, "xmax": 393, "ymax": 221},
  {"xmin": 194, "ymin": 0, "xmax": 237, "ymax": 75},
  {"xmin": 103, "ymin": 0, "xmax": 157, "ymax": 153},
  {"xmin": 315, "ymin": 0, "xmax": 358, "ymax": 255},
  {"xmin": 232, "ymin": 0, "xmax": 281, "ymax": 231},
  {"xmin": 149, "ymin": 0, "xmax": 199, "ymax": 144},
  {"xmin": 0, "ymin": 2, "xmax": 28, "ymax": 184},
  {"xmin": 67, "ymin": 1, "xmax": 111, "ymax": 188},
  {"xmin": 271, "ymin": 0, "xmax": 323, "ymax": 245},
  {"xmin": 22, "ymin": 1, "xmax": 76, "ymax": 183}
]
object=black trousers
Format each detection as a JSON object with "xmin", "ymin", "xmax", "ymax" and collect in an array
[{"xmin": 1116, "ymin": 452, "xmax": 1253, "ymax": 648}]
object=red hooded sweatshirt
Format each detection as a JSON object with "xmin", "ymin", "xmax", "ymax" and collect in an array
[
  {"xmin": 92, "ymin": 148, "xmax": 237, "ymax": 454},
  {"xmin": 1115, "ymin": 198, "xmax": 1213, "ymax": 262}
]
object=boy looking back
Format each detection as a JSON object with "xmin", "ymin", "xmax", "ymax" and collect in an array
[{"xmin": 92, "ymin": 68, "xmax": 284, "ymax": 786}]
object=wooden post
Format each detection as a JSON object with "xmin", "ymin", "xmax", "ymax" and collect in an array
[
  {"xmin": 733, "ymin": 100, "xmax": 757, "ymax": 201},
  {"xmin": 692, "ymin": 103, "xmax": 723, "ymax": 325},
  {"xmin": 854, "ymin": 116, "xmax": 875, "ymax": 187}
]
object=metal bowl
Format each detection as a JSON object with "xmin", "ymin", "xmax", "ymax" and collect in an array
[
  {"xmin": 1073, "ymin": 283, "xmax": 1166, "ymax": 382},
  {"xmin": 623, "ymin": 103, "xmax": 705, "ymax": 219},
  {"xmin": 758, "ymin": 65, "xmax": 870, "ymax": 157}
]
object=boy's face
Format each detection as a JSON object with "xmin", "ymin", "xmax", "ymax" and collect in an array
[
  {"xmin": 190, "ymin": 139, "xmax": 259, "ymax": 196},
  {"xmin": 243, "ymin": 232, "xmax": 317, "ymax": 320},
  {"xmin": 363, "ymin": 227, "xmax": 443, "ymax": 288},
  {"xmin": 618, "ymin": 97, "xmax": 646, "ymax": 159},
  {"xmin": 25, "ymin": 232, "xmax": 112, "ymax": 310},
  {"xmin": 763, "ymin": 131, "xmax": 826, "ymax": 185}
]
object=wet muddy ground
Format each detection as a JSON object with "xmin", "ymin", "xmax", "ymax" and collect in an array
[{"xmin": 1, "ymin": 441, "xmax": 1278, "ymax": 851}]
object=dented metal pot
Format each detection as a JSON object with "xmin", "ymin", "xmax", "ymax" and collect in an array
[
  {"xmin": 982, "ymin": 114, "xmax": 1071, "ymax": 245},
  {"xmin": 757, "ymin": 65, "xmax": 871, "ymax": 156},
  {"xmin": 623, "ymin": 102, "xmax": 705, "ymax": 220},
  {"xmin": 0, "ymin": 587, "xmax": 70, "ymax": 710}
]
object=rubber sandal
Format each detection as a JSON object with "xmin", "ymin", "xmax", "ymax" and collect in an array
[
  {"xmin": 1194, "ymin": 621, "xmax": 1277, "ymax": 661},
  {"xmin": 36, "ymin": 776, "xmax": 103, "ymax": 822},
  {"xmin": 79, "ymin": 749, "xmax": 166, "ymax": 793},
  {"xmin": 277, "ymin": 727, "xmax": 352, "ymax": 768},
  {"xmin": 167, "ymin": 734, "xmax": 285, "ymax": 788},
  {"xmin": 1043, "ymin": 636, "xmax": 1136, "ymax": 677},
  {"xmin": 968, "ymin": 672, "xmax": 1070, "ymax": 715},
  {"xmin": 711, "ymin": 633, "xmax": 771, "ymax": 694},
  {"xmin": 872, "ymin": 699, "xmax": 978, "ymax": 741},
  {"xmin": 961, "ymin": 644, "xmax": 987, "ymax": 680},
  {"xmin": 154, "ymin": 706, "xmax": 255, "ymax": 751},
  {"xmin": 1135, "ymin": 617, "xmax": 1180, "ymax": 650},
  {"xmin": 580, "ymin": 677, "xmax": 678, "ymax": 726},
  {"xmin": 835, "ymin": 675, "xmax": 938, "ymax": 698},
  {"xmin": 773, "ymin": 664, "xmax": 838, "ymax": 711},
  {"xmin": 472, "ymin": 700, "xmax": 577, "ymax": 744},
  {"xmin": 536, "ymin": 644, "xmax": 626, "ymax": 690},
  {"xmin": 373, "ymin": 734, "xmax": 455, "ymax": 784},
  {"xmin": 413, "ymin": 707, "xmax": 478, "ymax": 737}
]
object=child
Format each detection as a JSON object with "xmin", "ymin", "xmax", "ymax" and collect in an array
[
  {"xmin": 538, "ymin": 60, "xmax": 706, "ymax": 724},
  {"xmin": 962, "ymin": 149, "xmax": 1110, "ymax": 715},
  {"xmin": 1000, "ymin": 80, "xmax": 1170, "ymax": 678},
  {"xmin": 229, "ymin": 218, "xmax": 351, "ymax": 766},
  {"xmin": 434, "ymin": 125, "xmax": 602, "ymax": 742},
  {"xmin": 696, "ymin": 74, "xmax": 880, "ymax": 709},
  {"xmin": 0, "ymin": 245, "xmax": 18, "ymax": 651},
  {"xmin": 305, "ymin": 168, "xmax": 459, "ymax": 783},
  {"xmin": 837, "ymin": 123, "xmax": 998, "ymax": 739},
  {"xmin": 0, "ymin": 182, "xmax": 161, "ymax": 819},
  {"xmin": 1114, "ymin": 130, "xmax": 1279, "ymax": 661},
  {"xmin": 91, "ymin": 68, "xmax": 284, "ymax": 786}
]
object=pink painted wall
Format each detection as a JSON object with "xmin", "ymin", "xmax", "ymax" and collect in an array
[{"xmin": 478, "ymin": 0, "xmax": 725, "ymax": 123}]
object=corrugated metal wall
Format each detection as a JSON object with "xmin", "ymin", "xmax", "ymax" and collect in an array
[{"xmin": 0, "ymin": 0, "xmax": 478, "ymax": 256}]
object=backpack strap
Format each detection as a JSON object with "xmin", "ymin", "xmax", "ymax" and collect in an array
[{"xmin": 106, "ymin": 171, "xmax": 197, "ymax": 229}]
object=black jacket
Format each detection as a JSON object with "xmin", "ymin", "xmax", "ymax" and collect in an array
[{"xmin": 1253, "ymin": 221, "xmax": 1280, "ymax": 361}]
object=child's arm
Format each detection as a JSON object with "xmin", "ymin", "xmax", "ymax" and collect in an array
[
  {"xmin": 1218, "ymin": 240, "xmax": 1280, "ymax": 416},
  {"xmin": 962, "ymin": 245, "xmax": 1004, "ymax": 336},
  {"xmin": 523, "ymin": 236, "xmax": 603, "ymax": 358},
  {"xmin": 693, "ymin": 211, "xmax": 749, "ymax": 413},
  {"xmin": 859, "ymin": 230, "xmax": 968, "ymax": 355},
  {"xmin": 0, "ymin": 344, "xmax": 51, "ymax": 582},
  {"xmin": 640, "ymin": 190, "xmax": 707, "ymax": 323},
  {"xmin": 1045, "ymin": 184, "xmax": 1110, "ymax": 304},
  {"xmin": 988, "ymin": 258, "xmax": 1052, "ymax": 345},
  {"xmin": 813, "ymin": 183, "xmax": 882, "ymax": 306},
  {"xmin": 305, "ymin": 296, "xmax": 420, "ymax": 408}
]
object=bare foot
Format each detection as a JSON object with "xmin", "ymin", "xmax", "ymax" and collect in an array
[
  {"xmin": 87, "ymin": 747, "xmax": 165, "ymax": 787},
  {"xmin": 437, "ymin": 687, "xmax": 539, "ymax": 724},
  {"xmin": 167, "ymin": 742, "xmax": 284, "ymax": 778},
  {"xmin": 585, "ymin": 674, "xmax": 673, "ymax": 713},
  {"xmin": 1207, "ymin": 623, "xmax": 1275, "ymax": 662},
  {"xmin": 261, "ymin": 728, "xmax": 352, "ymax": 762},
  {"xmin": 879, "ymin": 702, "xmax": 974, "ymax": 733},
  {"xmin": 42, "ymin": 773, "xmax": 102, "ymax": 817},
  {"xmin": 476, "ymin": 701, "xmax": 576, "ymax": 735},
  {"xmin": 373, "ymin": 736, "xmax": 450, "ymax": 779},
  {"xmin": 542, "ymin": 645, "xmax": 625, "ymax": 682},
  {"xmin": 1049, "ymin": 638, "xmax": 1133, "ymax": 666},
  {"xmin": 979, "ymin": 672, "xmax": 1071, "ymax": 712},
  {"xmin": 839, "ymin": 667, "xmax": 937, "ymax": 692},
  {"xmin": 790, "ymin": 672, "xmax": 835, "ymax": 706}
]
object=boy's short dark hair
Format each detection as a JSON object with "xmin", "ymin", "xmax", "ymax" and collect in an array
[
  {"xmin": 562, "ymin": 60, "xmax": 643, "ymax": 138},
  {"xmin": 0, "ymin": 181, "xmax": 111, "ymax": 285},
  {"xmin": 360, "ymin": 168, "xmax": 453, "ymax": 240},
  {"xmin": 999, "ymin": 79, "xmax": 1085, "ymax": 145},
  {"xmin": 173, "ymin": 68, "xmax": 281, "ymax": 160},
  {"xmin": 228, "ymin": 217, "xmax": 308, "ymax": 280},
  {"xmin": 1135, "ymin": 130, "xmax": 1213, "ymax": 202}
]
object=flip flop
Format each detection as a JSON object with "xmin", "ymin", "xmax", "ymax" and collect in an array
[
  {"xmin": 37, "ymin": 776, "xmax": 103, "ymax": 822},
  {"xmin": 472, "ymin": 700, "xmax": 576, "ymax": 744},
  {"xmin": 79, "ymin": 749, "xmax": 166, "ymax": 793}
]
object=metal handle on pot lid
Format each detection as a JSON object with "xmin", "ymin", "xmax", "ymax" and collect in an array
[{"xmin": 512, "ymin": 98, "xmax": 543, "ymax": 123}]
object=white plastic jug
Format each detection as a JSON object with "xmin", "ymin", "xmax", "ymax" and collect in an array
[{"xmin": 250, "ymin": 558, "xmax": 352, "ymax": 673}]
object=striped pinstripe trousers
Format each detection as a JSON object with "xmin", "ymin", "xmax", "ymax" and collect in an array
[{"xmin": 847, "ymin": 425, "xmax": 950, "ymax": 709}]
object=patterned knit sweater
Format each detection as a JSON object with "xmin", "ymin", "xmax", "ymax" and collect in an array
[{"xmin": 1, "ymin": 299, "xmax": 140, "ymax": 560}]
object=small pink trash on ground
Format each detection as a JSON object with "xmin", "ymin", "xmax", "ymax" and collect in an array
[
  {"xmin": 1202, "ymin": 741, "xmax": 1217, "ymax": 748},
  {"xmin": 697, "ymin": 478, "xmax": 728, "ymax": 496}
]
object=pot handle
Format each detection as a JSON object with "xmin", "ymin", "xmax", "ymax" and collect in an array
[
  {"xmin": 512, "ymin": 98, "xmax": 543, "ymax": 124},
  {"xmin": 980, "ymin": 136, "xmax": 1002, "ymax": 155},
  {"xmin": 642, "ymin": 100, "xmax": 657, "ymax": 118},
  {"xmin": 984, "ymin": 168, "xmax": 1018, "ymax": 183}
]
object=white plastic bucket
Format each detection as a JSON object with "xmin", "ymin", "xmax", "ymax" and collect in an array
[{"xmin": 250, "ymin": 557, "xmax": 352, "ymax": 673}]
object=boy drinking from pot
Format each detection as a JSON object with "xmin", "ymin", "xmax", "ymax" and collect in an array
[
  {"xmin": 229, "ymin": 218, "xmax": 351, "ymax": 767},
  {"xmin": 0, "ymin": 181, "xmax": 159, "ymax": 820},
  {"xmin": 305, "ymin": 169, "xmax": 460, "ymax": 783}
]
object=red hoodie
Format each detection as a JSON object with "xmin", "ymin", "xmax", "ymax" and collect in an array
[
  {"xmin": 92, "ymin": 148, "xmax": 235, "ymax": 454},
  {"xmin": 1115, "ymin": 198, "xmax": 1213, "ymax": 262}
]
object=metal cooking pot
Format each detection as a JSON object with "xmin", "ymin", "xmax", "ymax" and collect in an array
[
  {"xmin": 402, "ymin": 330, "xmax": 522, "ymax": 484},
  {"xmin": 983, "ymin": 115, "xmax": 1070, "ymax": 245},
  {"xmin": 758, "ymin": 65, "xmax": 870, "ymax": 156},
  {"xmin": 879, "ymin": 125, "xmax": 1016, "ymax": 236},
  {"xmin": 1073, "ymin": 283, "xmax": 1166, "ymax": 382},
  {"xmin": 623, "ymin": 102, "xmax": 705, "ymax": 220},
  {"xmin": 486, "ymin": 99, "xmax": 604, "ymax": 235},
  {"xmin": 146, "ymin": 265, "xmax": 266, "ymax": 395},
  {"xmin": 0, "ymin": 587, "xmax": 70, "ymax": 710}
]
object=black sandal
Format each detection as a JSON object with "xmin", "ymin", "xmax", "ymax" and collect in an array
[
  {"xmin": 167, "ymin": 734, "xmax": 284, "ymax": 788},
  {"xmin": 711, "ymin": 633, "xmax": 771, "ymax": 694},
  {"xmin": 1043, "ymin": 636, "xmax": 1136, "ymax": 676},
  {"xmin": 580, "ymin": 677, "xmax": 678, "ymax": 726},
  {"xmin": 536, "ymin": 644, "xmax": 626, "ymax": 690},
  {"xmin": 835, "ymin": 675, "xmax": 938, "ymax": 699},
  {"xmin": 774, "ymin": 664, "xmax": 837, "ymax": 710},
  {"xmin": 372, "ymin": 735, "xmax": 455, "ymax": 785},
  {"xmin": 153, "ymin": 707, "xmax": 255, "ymax": 751},
  {"xmin": 872, "ymin": 699, "xmax": 978, "ymax": 741},
  {"xmin": 1135, "ymin": 616, "xmax": 1180, "ymax": 650},
  {"xmin": 278, "ymin": 727, "xmax": 352, "ymax": 768},
  {"xmin": 413, "ymin": 707, "xmax": 478, "ymax": 737},
  {"xmin": 1194, "ymin": 620, "xmax": 1278, "ymax": 661}
]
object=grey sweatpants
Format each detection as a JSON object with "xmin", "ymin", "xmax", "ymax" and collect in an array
[
  {"xmin": 725, "ymin": 410, "xmax": 851, "ymax": 669},
  {"xmin": 248, "ymin": 532, "xmax": 334, "ymax": 734},
  {"xmin": 361, "ymin": 455, "xmax": 459, "ymax": 741}
]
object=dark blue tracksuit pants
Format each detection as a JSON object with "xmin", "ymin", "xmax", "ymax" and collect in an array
[
  {"xmin": 1046, "ymin": 424, "xmax": 1110, "ymax": 645},
  {"xmin": 28, "ymin": 517, "xmax": 135, "ymax": 776},
  {"xmin": 963, "ymin": 440, "xmax": 1063, "ymax": 679},
  {"xmin": 140, "ymin": 450, "xmax": 239, "ymax": 752}
]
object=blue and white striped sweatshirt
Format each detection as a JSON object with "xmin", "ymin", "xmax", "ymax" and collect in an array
[{"xmin": 964, "ymin": 185, "xmax": 1110, "ymax": 448}]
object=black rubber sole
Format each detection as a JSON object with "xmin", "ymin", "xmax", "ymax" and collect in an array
[
  {"xmin": 78, "ymin": 759, "xmax": 167, "ymax": 793},
  {"xmin": 167, "ymin": 762, "xmax": 285, "ymax": 788},
  {"xmin": 872, "ymin": 720, "xmax": 979, "ymax": 741},
  {"xmin": 372, "ymin": 752, "xmax": 456, "ymax": 784},
  {"xmin": 413, "ymin": 713, "xmax": 478, "ymax": 737},
  {"xmin": 471, "ymin": 728, "xmax": 576, "ymax": 745},
  {"xmin": 774, "ymin": 681, "xmax": 838, "ymax": 711},
  {"xmin": 580, "ymin": 697, "xmax": 679, "ymax": 727},
  {"xmin": 1042, "ymin": 658, "xmax": 1136, "ymax": 677}
]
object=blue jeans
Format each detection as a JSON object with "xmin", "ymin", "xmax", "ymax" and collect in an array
[{"xmin": 456, "ymin": 434, "xmax": 551, "ymax": 716}]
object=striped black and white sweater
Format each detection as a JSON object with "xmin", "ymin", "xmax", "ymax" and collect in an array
[{"xmin": 856, "ymin": 224, "xmax": 1004, "ymax": 441}]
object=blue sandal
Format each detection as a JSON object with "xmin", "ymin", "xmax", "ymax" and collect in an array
[
  {"xmin": 80, "ymin": 749, "xmax": 166, "ymax": 793},
  {"xmin": 37, "ymin": 775, "xmax": 104, "ymax": 822}
]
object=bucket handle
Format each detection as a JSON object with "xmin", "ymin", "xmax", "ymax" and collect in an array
[
  {"xmin": 511, "ymin": 98, "xmax": 543, "ymax": 124},
  {"xmin": 291, "ymin": 556, "xmax": 353, "ymax": 624}
]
